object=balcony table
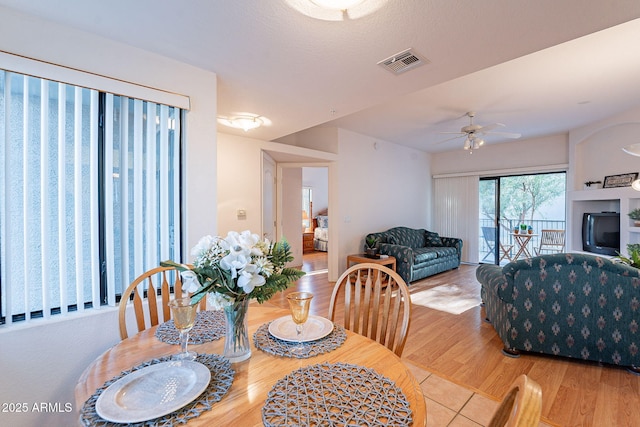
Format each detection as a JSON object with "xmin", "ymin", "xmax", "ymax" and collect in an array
[
  {"xmin": 511, "ymin": 232, "xmax": 539, "ymax": 260},
  {"xmin": 75, "ymin": 305, "xmax": 426, "ymax": 426}
]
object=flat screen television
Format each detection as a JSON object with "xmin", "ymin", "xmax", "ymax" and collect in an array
[{"xmin": 582, "ymin": 212, "xmax": 620, "ymax": 256}]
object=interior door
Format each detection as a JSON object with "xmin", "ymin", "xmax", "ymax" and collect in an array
[{"xmin": 262, "ymin": 152, "xmax": 276, "ymax": 241}]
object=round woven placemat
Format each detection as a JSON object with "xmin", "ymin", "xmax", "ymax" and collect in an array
[
  {"xmin": 262, "ymin": 362, "xmax": 413, "ymax": 426},
  {"xmin": 253, "ymin": 321, "xmax": 346, "ymax": 358},
  {"xmin": 80, "ymin": 353, "xmax": 234, "ymax": 427},
  {"xmin": 155, "ymin": 310, "xmax": 225, "ymax": 345}
]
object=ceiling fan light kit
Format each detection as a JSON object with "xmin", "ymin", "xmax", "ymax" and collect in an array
[{"xmin": 439, "ymin": 111, "xmax": 520, "ymax": 152}]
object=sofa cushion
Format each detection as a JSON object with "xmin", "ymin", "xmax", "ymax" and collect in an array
[
  {"xmin": 425, "ymin": 231, "xmax": 443, "ymax": 247},
  {"xmin": 413, "ymin": 248, "xmax": 438, "ymax": 263}
]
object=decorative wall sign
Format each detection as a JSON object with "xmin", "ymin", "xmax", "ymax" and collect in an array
[{"xmin": 603, "ymin": 172, "xmax": 639, "ymax": 188}]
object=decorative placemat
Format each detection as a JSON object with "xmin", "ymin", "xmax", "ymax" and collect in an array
[
  {"xmin": 253, "ymin": 321, "xmax": 347, "ymax": 358},
  {"xmin": 80, "ymin": 353, "xmax": 235, "ymax": 427},
  {"xmin": 155, "ymin": 310, "xmax": 225, "ymax": 345},
  {"xmin": 262, "ymin": 362, "xmax": 413, "ymax": 426}
]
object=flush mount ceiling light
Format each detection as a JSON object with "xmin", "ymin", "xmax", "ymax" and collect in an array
[
  {"xmin": 310, "ymin": 0, "xmax": 365, "ymax": 9},
  {"xmin": 217, "ymin": 115, "xmax": 265, "ymax": 132},
  {"xmin": 622, "ymin": 143, "xmax": 640, "ymax": 157},
  {"xmin": 284, "ymin": 0, "xmax": 386, "ymax": 21}
]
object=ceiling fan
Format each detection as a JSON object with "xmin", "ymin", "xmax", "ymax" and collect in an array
[{"xmin": 438, "ymin": 111, "xmax": 521, "ymax": 151}]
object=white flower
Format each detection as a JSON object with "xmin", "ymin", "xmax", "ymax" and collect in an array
[
  {"xmin": 220, "ymin": 252, "xmax": 249, "ymax": 278},
  {"xmin": 180, "ymin": 270, "xmax": 201, "ymax": 293},
  {"xmin": 237, "ymin": 264, "xmax": 266, "ymax": 293},
  {"xmin": 191, "ymin": 235, "xmax": 215, "ymax": 259},
  {"xmin": 207, "ymin": 292, "xmax": 233, "ymax": 310}
]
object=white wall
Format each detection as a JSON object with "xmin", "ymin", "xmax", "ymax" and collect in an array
[
  {"xmin": 217, "ymin": 129, "xmax": 432, "ymax": 280},
  {"xmin": 281, "ymin": 168, "xmax": 304, "ymax": 266},
  {"xmin": 303, "ymin": 167, "xmax": 329, "ymax": 214},
  {"xmin": 569, "ymin": 106, "xmax": 640, "ymax": 191},
  {"xmin": 334, "ymin": 129, "xmax": 432, "ymax": 272},
  {"xmin": 431, "ymin": 133, "xmax": 569, "ymax": 176},
  {"xmin": 0, "ymin": 8, "xmax": 217, "ymax": 427}
]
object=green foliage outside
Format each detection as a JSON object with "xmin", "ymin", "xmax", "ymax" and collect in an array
[{"xmin": 480, "ymin": 174, "xmax": 566, "ymax": 231}]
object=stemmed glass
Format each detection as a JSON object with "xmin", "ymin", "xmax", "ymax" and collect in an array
[
  {"xmin": 286, "ymin": 292, "xmax": 314, "ymax": 356},
  {"xmin": 168, "ymin": 297, "xmax": 198, "ymax": 360}
]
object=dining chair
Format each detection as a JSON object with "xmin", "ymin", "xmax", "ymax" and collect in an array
[
  {"xmin": 535, "ymin": 229, "xmax": 565, "ymax": 255},
  {"xmin": 488, "ymin": 374, "xmax": 542, "ymax": 427},
  {"xmin": 328, "ymin": 263, "xmax": 411, "ymax": 357},
  {"xmin": 118, "ymin": 265, "xmax": 206, "ymax": 340}
]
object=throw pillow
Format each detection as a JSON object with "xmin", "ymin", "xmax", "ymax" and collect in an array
[
  {"xmin": 425, "ymin": 231, "xmax": 443, "ymax": 247},
  {"xmin": 316, "ymin": 215, "xmax": 328, "ymax": 228}
]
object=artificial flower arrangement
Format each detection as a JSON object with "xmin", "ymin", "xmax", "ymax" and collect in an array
[
  {"xmin": 161, "ymin": 230, "xmax": 305, "ymax": 308},
  {"xmin": 161, "ymin": 230, "xmax": 305, "ymax": 362}
]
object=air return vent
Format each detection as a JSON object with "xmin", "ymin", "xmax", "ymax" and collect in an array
[{"xmin": 377, "ymin": 48, "xmax": 428, "ymax": 74}]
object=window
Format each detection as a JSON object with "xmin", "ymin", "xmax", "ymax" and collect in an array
[{"xmin": 0, "ymin": 70, "xmax": 182, "ymax": 325}]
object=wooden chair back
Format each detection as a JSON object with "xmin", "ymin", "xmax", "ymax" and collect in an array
[
  {"xmin": 488, "ymin": 374, "xmax": 542, "ymax": 427},
  {"xmin": 328, "ymin": 263, "xmax": 411, "ymax": 357},
  {"xmin": 118, "ymin": 266, "xmax": 205, "ymax": 340},
  {"xmin": 535, "ymin": 229, "xmax": 565, "ymax": 255}
]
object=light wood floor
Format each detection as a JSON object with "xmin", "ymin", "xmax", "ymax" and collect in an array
[{"xmin": 270, "ymin": 252, "xmax": 640, "ymax": 427}]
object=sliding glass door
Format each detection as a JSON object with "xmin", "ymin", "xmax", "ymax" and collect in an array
[{"xmin": 479, "ymin": 172, "xmax": 566, "ymax": 264}]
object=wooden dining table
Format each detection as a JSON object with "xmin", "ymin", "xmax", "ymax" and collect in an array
[{"xmin": 75, "ymin": 305, "xmax": 427, "ymax": 426}]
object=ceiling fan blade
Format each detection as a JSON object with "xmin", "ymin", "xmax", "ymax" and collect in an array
[
  {"xmin": 435, "ymin": 134, "xmax": 466, "ymax": 145},
  {"xmin": 438, "ymin": 131, "xmax": 465, "ymax": 135},
  {"xmin": 476, "ymin": 123, "xmax": 505, "ymax": 133},
  {"xmin": 485, "ymin": 131, "xmax": 521, "ymax": 139}
]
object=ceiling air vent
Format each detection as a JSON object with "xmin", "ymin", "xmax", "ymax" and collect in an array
[{"xmin": 377, "ymin": 48, "xmax": 428, "ymax": 74}]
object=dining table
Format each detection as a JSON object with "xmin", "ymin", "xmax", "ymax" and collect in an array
[{"xmin": 75, "ymin": 305, "xmax": 427, "ymax": 426}]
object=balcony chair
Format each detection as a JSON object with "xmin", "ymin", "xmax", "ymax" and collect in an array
[
  {"xmin": 118, "ymin": 265, "xmax": 206, "ymax": 340},
  {"xmin": 488, "ymin": 374, "xmax": 542, "ymax": 427},
  {"xmin": 328, "ymin": 263, "xmax": 411, "ymax": 357},
  {"xmin": 534, "ymin": 229, "xmax": 565, "ymax": 255},
  {"xmin": 481, "ymin": 226, "xmax": 513, "ymax": 263}
]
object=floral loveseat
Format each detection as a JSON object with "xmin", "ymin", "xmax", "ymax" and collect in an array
[
  {"xmin": 477, "ymin": 253, "xmax": 640, "ymax": 370},
  {"xmin": 365, "ymin": 226, "xmax": 462, "ymax": 283}
]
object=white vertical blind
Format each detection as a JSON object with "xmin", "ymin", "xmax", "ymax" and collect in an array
[
  {"xmin": 0, "ymin": 71, "xmax": 182, "ymax": 326},
  {"xmin": 57, "ymin": 83, "xmax": 68, "ymax": 315},
  {"xmin": 40, "ymin": 79, "xmax": 50, "ymax": 319},
  {"xmin": 433, "ymin": 175, "xmax": 480, "ymax": 264}
]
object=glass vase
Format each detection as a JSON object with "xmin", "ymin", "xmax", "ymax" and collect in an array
[{"xmin": 223, "ymin": 297, "xmax": 252, "ymax": 363}]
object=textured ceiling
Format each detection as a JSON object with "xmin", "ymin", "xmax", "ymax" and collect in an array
[{"xmin": 1, "ymin": 0, "xmax": 639, "ymax": 152}]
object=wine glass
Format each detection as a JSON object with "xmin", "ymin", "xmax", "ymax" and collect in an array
[
  {"xmin": 168, "ymin": 297, "xmax": 198, "ymax": 360},
  {"xmin": 286, "ymin": 292, "xmax": 313, "ymax": 355}
]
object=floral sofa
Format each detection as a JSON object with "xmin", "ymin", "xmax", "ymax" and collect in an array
[
  {"xmin": 477, "ymin": 253, "xmax": 640, "ymax": 370},
  {"xmin": 365, "ymin": 226, "xmax": 462, "ymax": 283}
]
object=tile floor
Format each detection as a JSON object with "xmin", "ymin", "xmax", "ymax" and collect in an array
[{"xmin": 404, "ymin": 361, "xmax": 557, "ymax": 427}]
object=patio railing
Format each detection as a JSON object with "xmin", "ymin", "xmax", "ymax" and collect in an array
[{"xmin": 479, "ymin": 218, "xmax": 566, "ymax": 264}]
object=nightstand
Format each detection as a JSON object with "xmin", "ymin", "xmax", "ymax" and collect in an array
[{"xmin": 303, "ymin": 232, "xmax": 314, "ymax": 253}]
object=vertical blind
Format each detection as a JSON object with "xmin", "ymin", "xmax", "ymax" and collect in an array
[
  {"xmin": 433, "ymin": 175, "xmax": 479, "ymax": 263},
  {"xmin": 0, "ymin": 70, "xmax": 182, "ymax": 325}
]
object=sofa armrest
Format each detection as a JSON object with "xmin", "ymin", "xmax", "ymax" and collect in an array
[
  {"xmin": 440, "ymin": 236, "xmax": 463, "ymax": 260},
  {"xmin": 476, "ymin": 264, "xmax": 511, "ymax": 302}
]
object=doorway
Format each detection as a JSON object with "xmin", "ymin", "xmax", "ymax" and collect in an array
[{"xmin": 479, "ymin": 172, "xmax": 566, "ymax": 264}]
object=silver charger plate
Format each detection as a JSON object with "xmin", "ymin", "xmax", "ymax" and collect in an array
[
  {"xmin": 95, "ymin": 360, "xmax": 211, "ymax": 423},
  {"xmin": 268, "ymin": 315, "xmax": 334, "ymax": 342}
]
